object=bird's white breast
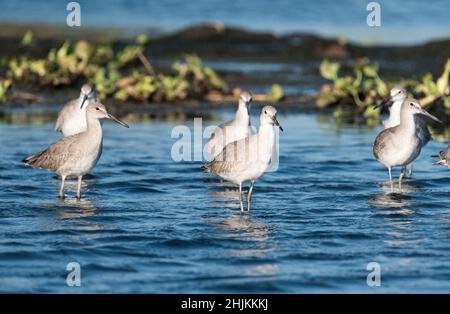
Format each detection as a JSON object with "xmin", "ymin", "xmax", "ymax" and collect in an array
[
  {"xmin": 61, "ymin": 106, "xmax": 88, "ymax": 137},
  {"xmin": 382, "ymin": 100, "xmax": 402, "ymax": 129},
  {"xmin": 58, "ymin": 134, "xmax": 103, "ymax": 177},
  {"xmin": 380, "ymin": 136, "xmax": 421, "ymax": 167}
]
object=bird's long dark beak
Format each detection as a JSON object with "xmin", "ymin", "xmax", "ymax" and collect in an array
[
  {"xmin": 107, "ymin": 113, "xmax": 129, "ymax": 128},
  {"xmin": 419, "ymin": 108, "xmax": 442, "ymax": 123},
  {"xmin": 79, "ymin": 95, "xmax": 88, "ymax": 109},
  {"xmin": 374, "ymin": 96, "xmax": 393, "ymax": 109},
  {"xmin": 272, "ymin": 115, "xmax": 283, "ymax": 132}
]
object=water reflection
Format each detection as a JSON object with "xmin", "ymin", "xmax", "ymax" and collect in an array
[
  {"xmin": 369, "ymin": 188, "xmax": 415, "ymax": 208},
  {"xmin": 2, "ymin": 108, "xmax": 449, "ymax": 141},
  {"xmin": 56, "ymin": 197, "xmax": 105, "ymax": 231},
  {"xmin": 56, "ymin": 198, "xmax": 98, "ymax": 219},
  {"xmin": 211, "ymin": 213, "xmax": 270, "ymax": 241},
  {"xmin": 369, "ymin": 182, "xmax": 419, "ymax": 248},
  {"xmin": 205, "ymin": 211, "xmax": 278, "ymax": 277},
  {"xmin": 206, "ymin": 209, "xmax": 273, "ymax": 251},
  {"xmin": 379, "ymin": 180, "xmax": 417, "ymax": 195},
  {"xmin": 207, "ymin": 185, "xmax": 240, "ymax": 210}
]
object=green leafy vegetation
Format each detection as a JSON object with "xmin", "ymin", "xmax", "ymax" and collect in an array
[
  {"xmin": 415, "ymin": 59, "xmax": 450, "ymax": 108},
  {"xmin": 267, "ymin": 84, "xmax": 284, "ymax": 102},
  {"xmin": 0, "ymin": 79, "xmax": 11, "ymax": 103},
  {"xmin": 0, "ymin": 33, "xmax": 229, "ymax": 103},
  {"xmin": 317, "ymin": 58, "xmax": 450, "ymax": 123},
  {"xmin": 21, "ymin": 30, "xmax": 33, "ymax": 46}
]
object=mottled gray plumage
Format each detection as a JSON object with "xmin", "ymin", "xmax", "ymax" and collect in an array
[
  {"xmin": 373, "ymin": 128, "xmax": 396, "ymax": 161},
  {"xmin": 203, "ymin": 136, "xmax": 253, "ymax": 176},
  {"xmin": 24, "ymin": 101, "xmax": 128, "ymax": 199},
  {"xmin": 23, "ymin": 134, "xmax": 87, "ymax": 172},
  {"xmin": 203, "ymin": 105, "xmax": 282, "ymax": 211},
  {"xmin": 373, "ymin": 98, "xmax": 441, "ymax": 192}
]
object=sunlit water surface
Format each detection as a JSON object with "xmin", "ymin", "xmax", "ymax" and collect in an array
[{"xmin": 1, "ymin": 111, "xmax": 450, "ymax": 293}]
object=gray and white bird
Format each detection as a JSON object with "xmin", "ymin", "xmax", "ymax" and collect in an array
[
  {"xmin": 23, "ymin": 101, "xmax": 129, "ymax": 199},
  {"xmin": 376, "ymin": 86, "xmax": 408, "ymax": 129},
  {"xmin": 373, "ymin": 98, "xmax": 441, "ymax": 191},
  {"xmin": 55, "ymin": 83, "xmax": 97, "ymax": 137},
  {"xmin": 205, "ymin": 91, "xmax": 253, "ymax": 157},
  {"xmin": 433, "ymin": 144, "xmax": 450, "ymax": 167},
  {"xmin": 375, "ymin": 86, "xmax": 431, "ymax": 176},
  {"xmin": 202, "ymin": 105, "xmax": 283, "ymax": 211}
]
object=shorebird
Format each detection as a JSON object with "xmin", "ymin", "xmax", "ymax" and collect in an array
[
  {"xmin": 432, "ymin": 144, "xmax": 450, "ymax": 167},
  {"xmin": 23, "ymin": 101, "xmax": 129, "ymax": 199},
  {"xmin": 205, "ymin": 91, "xmax": 253, "ymax": 157},
  {"xmin": 55, "ymin": 83, "xmax": 97, "ymax": 137},
  {"xmin": 373, "ymin": 98, "xmax": 441, "ymax": 191},
  {"xmin": 375, "ymin": 86, "xmax": 431, "ymax": 177},
  {"xmin": 202, "ymin": 105, "xmax": 283, "ymax": 211}
]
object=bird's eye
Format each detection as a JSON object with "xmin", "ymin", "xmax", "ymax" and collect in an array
[
  {"xmin": 264, "ymin": 111, "xmax": 267, "ymax": 114},
  {"xmin": 410, "ymin": 103, "xmax": 414, "ymax": 107},
  {"xmin": 96, "ymin": 107, "xmax": 100, "ymax": 110}
]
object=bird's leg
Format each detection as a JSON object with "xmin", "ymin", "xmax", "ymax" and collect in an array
[
  {"xmin": 239, "ymin": 183, "xmax": 244, "ymax": 212},
  {"xmin": 399, "ymin": 166, "xmax": 406, "ymax": 192},
  {"xmin": 247, "ymin": 180, "xmax": 255, "ymax": 211},
  {"xmin": 408, "ymin": 163, "xmax": 413, "ymax": 177},
  {"xmin": 388, "ymin": 167, "xmax": 393, "ymax": 192},
  {"xmin": 76, "ymin": 176, "xmax": 83, "ymax": 200},
  {"xmin": 59, "ymin": 175, "xmax": 66, "ymax": 199}
]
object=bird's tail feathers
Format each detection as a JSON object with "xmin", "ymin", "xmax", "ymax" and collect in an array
[
  {"xmin": 22, "ymin": 151, "xmax": 45, "ymax": 168},
  {"xmin": 201, "ymin": 162, "xmax": 212, "ymax": 172}
]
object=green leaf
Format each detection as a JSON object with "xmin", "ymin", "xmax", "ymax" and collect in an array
[
  {"xmin": 436, "ymin": 58, "xmax": 450, "ymax": 95},
  {"xmin": 30, "ymin": 60, "xmax": 47, "ymax": 76},
  {"xmin": 363, "ymin": 105, "xmax": 380, "ymax": 118},
  {"xmin": 316, "ymin": 92, "xmax": 337, "ymax": 108},
  {"xmin": 136, "ymin": 34, "xmax": 150, "ymax": 46},
  {"xmin": 362, "ymin": 64, "xmax": 378, "ymax": 78},
  {"xmin": 267, "ymin": 84, "xmax": 284, "ymax": 102},
  {"xmin": 443, "ymin": 96, "xmax": 450, "ymax": 108},
  {"xmin": 319, "ymin": 59, "xmax": 340, "ymax": 81},
  {"xmin": 21, "ymin": 30, "xmax": 33, "ymax": 46},
  {"xmin": 0, "ymin": 79, "xmax": 12, "ymax": 103}
]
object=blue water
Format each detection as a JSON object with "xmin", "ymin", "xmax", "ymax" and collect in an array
[
  {"xmin": 0, "ymin": 0, "xmax": 449, "ymax": 44},
  {"xmin": 1, "ymin": 110, "xmax": 450, "ymax": 293}
]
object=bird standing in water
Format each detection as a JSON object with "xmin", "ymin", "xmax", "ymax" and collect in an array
[
  {"xmin": 373, "ymin": 99, "xmax": 441, "ymax": 192},
  {"xmin": 23, "ymin": 102, "xmax": 129, "ymax": 199},
  {"xmin": 374, "ymin": 86, "xmax": 432, "ymax": 177},
  {"xmin": 202, "ymin": 106, "xmax": 283, "ymax": 211}
]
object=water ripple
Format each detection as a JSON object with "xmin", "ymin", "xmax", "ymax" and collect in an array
[{"xmin": 1, "ymin": 113, "xmax": 450, "ymax": 292}]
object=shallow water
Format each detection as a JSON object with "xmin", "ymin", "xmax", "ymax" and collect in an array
[{"xmin": 1, "ymin": 111, "xmax": 450, "ymax": 293}]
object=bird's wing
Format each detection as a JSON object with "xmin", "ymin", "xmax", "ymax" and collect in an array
[
  {"xmin": 205, "ymin": 120, "xmax": 233, "ymax": 153},
  {"xmin": 205, "ymin": 136, "xmax": 254, "ymax": 174},
  {"xmin": 373, "ymin": 128, "xmax": 395, "ymax": 159},
  {"xmin": 54, "ymin": 99, "xmax": 77, "ymax": 132},
  {"xmin": 23, "ymin": 135, "xmax": 81, "ymax": 171},
  {"xmin": 415, "ymin": 116, "xmax": 431, "ymax": 146}
]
